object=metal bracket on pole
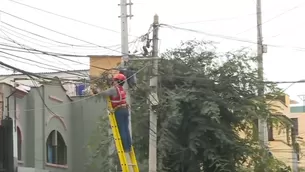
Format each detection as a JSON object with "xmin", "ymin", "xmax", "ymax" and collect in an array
[{"xmin": 118, "ymin": 1, "xmax": 133, "ymax": 19}]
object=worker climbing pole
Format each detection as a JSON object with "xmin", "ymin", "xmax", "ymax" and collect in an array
[{"xmin": 92, "ymin": 73, "xmax": 139, "ymax": 172}]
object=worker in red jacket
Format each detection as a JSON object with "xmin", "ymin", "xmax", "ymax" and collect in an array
[{"xmin": 92, "ymin": 73, "xmax": 131, "ymax": 152}]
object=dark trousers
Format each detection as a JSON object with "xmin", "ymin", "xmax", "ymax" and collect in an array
[{"xmin": 114, "ymin": 107, "xmax": 132, "ymax": 152}]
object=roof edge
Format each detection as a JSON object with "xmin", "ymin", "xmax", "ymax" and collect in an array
[
  {"xmin": 0, "ymin": 69, "xmax": 89, "ymax": 76},
  {"xmin": 88, "ymin": 55, "xmax": 122, "ymax": 58}
]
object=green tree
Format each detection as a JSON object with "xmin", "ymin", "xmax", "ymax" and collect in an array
[
  {"xmin": 88, "ymin": 40, "xmax": 291, "ymax": 171},
  {"xmin": 130, "ymin": 40, "xmax": 290, "ymax": 172}
]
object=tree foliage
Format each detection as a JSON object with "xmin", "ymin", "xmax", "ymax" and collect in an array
[
  {"xmin": 88, "ymin": 40, "xmax": 292, "ymax": 171},
  {"xmin": 130, "ymin": 40, "xmax": 291, "ymax": 172}
]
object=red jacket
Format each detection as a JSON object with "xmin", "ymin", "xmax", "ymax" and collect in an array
[{"xmin": 110, "ymin": 86, "xmax": 127, "ymax": 108}]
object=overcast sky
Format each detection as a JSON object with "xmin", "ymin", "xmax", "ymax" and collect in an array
[{"xmin": 0, "ymin": 0, "xmax": 305, "ymax": 104}]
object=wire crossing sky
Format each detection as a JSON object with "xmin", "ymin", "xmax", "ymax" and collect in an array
[{"xmin": 0, "ymin": 0, "xmax": 305, "ymax": 102}]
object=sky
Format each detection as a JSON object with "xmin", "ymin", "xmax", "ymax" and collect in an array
[{"xmin": 0, "ymin": 0, "xmax": 305, "ymax": 104}]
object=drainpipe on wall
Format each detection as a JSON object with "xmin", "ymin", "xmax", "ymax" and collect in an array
[
  {"xmin": 13, "ymin": 88, "xmax": 16, "ymax": 132},
  {"xmin": 42, "ymin": 85, "xmax": 46, "ymax": 169}
]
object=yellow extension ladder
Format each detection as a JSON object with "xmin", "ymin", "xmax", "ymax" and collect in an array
[{"xmin": 107, "ymin": 97, "xmax": 139, "ymax": 172}]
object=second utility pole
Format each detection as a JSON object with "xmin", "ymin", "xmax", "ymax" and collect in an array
[
  {"xmin": 149, "ymin": 15, "xmax": 159, "ymax": 172},
  {"xmin": 256, "ymin": 0, "xmax": 268, "ymax": 148}
]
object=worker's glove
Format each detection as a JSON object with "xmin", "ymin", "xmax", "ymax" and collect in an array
[
  {"xmin": 91, "ymin": 85, "xmax": 98, "ymax": 94},
  {"xmin": 92, "ymin": 89, "xmax": 98, "ymax": 94}
]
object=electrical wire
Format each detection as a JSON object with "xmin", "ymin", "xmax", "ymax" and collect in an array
[
  {"xmin": 0, "ymin": 16, "xmax": 155, "ymax": 77},
  {"xmin": 0, "ymin": 60, "xmax": 85, "ymax": 82},
  {"xmin": 0, "ymin": 24, "xmax": 140, "ymax": 55},
  {"xmin": 27, "ymin": 74, "xmax": 59, "ymax": 117},
  {"xmin": 0, "ymin": 23, "xmax": 127, "ymax": 55},
  {"xmin": 160, "ymin": 24, "xmax": 305, "ymax": 52},
  {"xmin": 0, "ymin": 23, "xmax": 153, "ymax": 71},
  {"xmin": 1, "ymin": 23, "xmax": 63, "ymax": 47},
  {"xmin": 0, "ymin": 52, "xmax": 86, "ymax": 77},
  {"xmin": 236, "ymin": 2, "xmax": 305, "ymax": 35},
  {"xmin": 0, "ymin": 10, "xmax": 156, "ymax": 57},
  {"xmin": 7, "ymin": 0, "xmax": 138, "ymax": 38},
  {"xmin": 0, "ymin": 10, "xmax": 127, "ymax": 68},
  {"xmin": 0, "ymin": 26, "xmax": 102, "ymax": 56},
  {"xmin": 1, "ymin": 21, "xmax": 92, "ymax": 47},
  {"xmin": 0, "ymin": 28, "xmax": 87, "ymax": 75},
  {"xmin": 0, "ymin": 22, "xmax": 124, "ymax": 55},
  {"xmin": 172, "ymin": 12, "xmax": 258, "ymax": 25},
  {"xmin": 159, "ymin": 73, "xmax": 305, "ymax": 85},
  {"xmin": 0, "ymin": 38, "xmax": 114, "ymax": 71},
  {"xmin": 0, "ymin": 42, "xmax": 93, "ymax": 57},
  {"xmin": 0, "ymin": 51, "xmax": 78, "ymax": 76},
  {"xmin": 0, "ymin": 63, "xmax": 151, "ymax": 113}
]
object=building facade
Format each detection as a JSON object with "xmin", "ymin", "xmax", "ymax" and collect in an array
[
  {"xmin": 0, "ymin": 70, "xmax": 90, "ymax": 97},
  {"xmin": 0, "ymin": 81, "xmax": 108, "ymax": 172},
  {"xmin": 268, "ymin": 95, "xmax": 303, "ymax": 168}
]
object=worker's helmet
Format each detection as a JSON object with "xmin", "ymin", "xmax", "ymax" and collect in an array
[{"xmin": 113, "ymin": 73, "xmax": 126, "ymax": 81}]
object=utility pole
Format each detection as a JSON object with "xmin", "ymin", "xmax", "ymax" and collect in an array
[
  {"xmin": 119, "ymin": 0, "xmax": 133, "ymax": 138},
  {"xmin": 256, "ymin": 0, "xmax": 268, "ymax": 148},
  {"xmin": 109, "ymin": 0, "xmax": 133, "ymax": 171},
  {"xmin": 149, "ymin": 14, "xmax": 159, "ymax": 172}
]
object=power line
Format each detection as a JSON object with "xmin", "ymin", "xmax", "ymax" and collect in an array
[
  {"xmin": 1, "ymin": 21, "xmax": 123, "ymax": 51},
  {"xmin": 0, "ymin": 27, "xmax": 94, "ymax": 58},
  {"xmin": 1, "ymin": 43, "xmax": 113, "ymax": 71},
  {"xmin": 0, "ymin": 10, "xmax": 126, "ymax": 55},
  {"xmin": 0, "ymin": 27, "xmax": 90, "ymax": 77},
  {"xmin": 160, "ymin": 24, "xmax": 305, "ymax": 52},
  {"xmin": 0, "ymin": 21, "xmax": 145, "ymax": 52},
  {"xmin": 0, "ymin": 23, "xmax": 131, "ymax": 52},
  {"xmin": 0, "ymin": 16, "xmax": 150, "ymax": 58},
  {"xmin": 7, "ymin": 0, "xmax": 138, "ymax": 37},
  {"xmin": 236, "ymin": 2, "xmax": 305, "ymax": 35},
  {"xmin": 0, "ymin": 27, "xmax": 86, "ymax": 74},
  {"xmin": 1, "ymin": 21, "xmax": 97, "ymax": 47},
  {"xmin": 0, "ymin": 42, "xmax": 102, "ymax": 57},
  {"xmin": 0, "ymin": 60, "xmax": 66, "ymax": 80},
  {"xmin": 0, "ymin": 28, "xmax": 102, "ymax": 58},
  {"xmin": 160, "ymin": 74, "xmax": 305, "ymax": 85},
  {"xmin": 1, "ymin": 23, "xmax": 63, "ymax": 47},
  {"xmin": 0, "ymin": 39, "xmax": 146, "ymax": 72},
  {"xmin": 0, "ymin": 63, "xmax": 151, "ymax": 113},
  {"xmin": 0, "ymin": 52, "xmax": 86, "ymax": 77},
  {"xmin": 172, "ymin": 12, "xmax": 258, "ymax": 25}
]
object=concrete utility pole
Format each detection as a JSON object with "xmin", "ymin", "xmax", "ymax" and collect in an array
[
  {"xmin": 119, "ymin": 0, "xmax": 133, "ymax": 138},
  {"xmin": 149, "ymin": 14, "xmax": 159, "ymax": 172},
  {"xmin": 109, "ymin": 0, "xmax": 133, "ymax": 171},
  {"xmin": 256, "ymin": 0, "xmax": 268, "ymax": 148}
]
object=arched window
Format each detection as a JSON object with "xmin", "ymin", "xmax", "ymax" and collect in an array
[
  {"xmin": 17, "ymin": 127, "xmax": 22, "ymax": 161},
  {"xmin": 46, "ymin": 130, "xmax": 67, "ymax": 165}
]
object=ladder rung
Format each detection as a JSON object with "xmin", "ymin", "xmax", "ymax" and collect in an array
[{"xmin": 128, "ymin": 163, "xmax": 136, "ymax": 166}]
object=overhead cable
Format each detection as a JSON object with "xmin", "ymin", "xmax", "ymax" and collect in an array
[
  {"xmin": 7, "ymin": 0, "xmax": 138, "ymax": 37},
  {"xmin": 0, "ymin": 10, "xmax": 126, "ymax": 55}
]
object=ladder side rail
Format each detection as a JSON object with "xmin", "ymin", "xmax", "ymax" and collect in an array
[
  {"xmin": 129, "ymin": 146, "xmax": 140, "ymax": 172},
  {"xmin": 108, "ymin": 112, "xmax": 129, "ymax": 171},
  {"xmin": 107, "ymin": 98, "xmax": 130, "ymax": 172}
]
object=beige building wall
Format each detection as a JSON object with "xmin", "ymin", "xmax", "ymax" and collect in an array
[
  {"xmin": 89, "ymin": 55, "xmax": 121, "ymax": 78},
  {"xmin": 269, "ymin": 95, "xmax": 303, "ymax": 168}
]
